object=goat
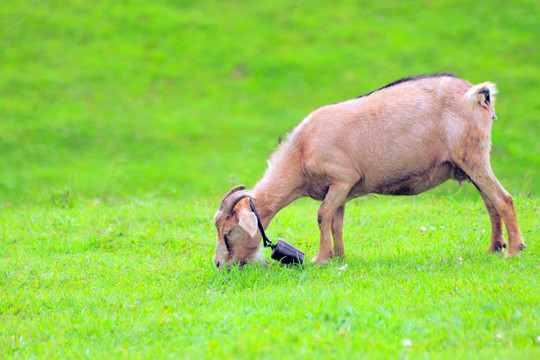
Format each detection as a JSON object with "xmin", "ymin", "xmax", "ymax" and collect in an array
[{"xmin": 213, "ymin": 73, "xmax": 525, "ymax": 268}]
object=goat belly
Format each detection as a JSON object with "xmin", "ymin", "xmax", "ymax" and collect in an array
[
  {"xmin": 370, "ymin": 162, "xmax": 453, "ymax": 196},
  {"xmin": 374, "ymin": 177, "xmax": 428, "ymax": 196}
]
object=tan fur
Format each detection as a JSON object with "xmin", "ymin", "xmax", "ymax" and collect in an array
[
  {"xmin": 464, "ymin": 82, "xmax": 497, "ymax": 107},
  {"xmin": 213, "ymin": 74, "xmax": 525, "ymax": 268}
]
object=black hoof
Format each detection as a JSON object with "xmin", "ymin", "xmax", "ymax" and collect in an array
[{"xmin": 491, "ymin": 241, "xmax": 507, "ymax": 252}]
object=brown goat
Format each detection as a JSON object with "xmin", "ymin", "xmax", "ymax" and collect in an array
[{"xmin": 213, "ymin": 74, "xmax": 525, "ymax": 268}]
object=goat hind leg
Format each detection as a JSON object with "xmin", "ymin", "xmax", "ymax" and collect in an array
[
  {"xmin": 481, "ymin": 194, "xmax": 506, "ymax": 252},
  {"xmin": 461, "ymin": 162, "xmax": 525, "ymax": 257}
]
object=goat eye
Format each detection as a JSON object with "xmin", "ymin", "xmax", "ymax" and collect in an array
[{"xmin": 223, "ymin": 234, "xmax": 232, "ymax": 252}]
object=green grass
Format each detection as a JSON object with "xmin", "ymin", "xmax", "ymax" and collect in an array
[
  {"xmin": 0, "ymin": 0, "xmax": 538, "ymax": 203},
  {"xmin": 1, "ymin": 196, "xmax": 538, "ymax": 358},
  {"xmin": 0, "ymin": 0, "xmax": 539, "ymax": 358}
]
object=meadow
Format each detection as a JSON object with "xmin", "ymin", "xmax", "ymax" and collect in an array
[{"xmin": 1, "ymin": 0, "xmax": 539, "ymax": 358}]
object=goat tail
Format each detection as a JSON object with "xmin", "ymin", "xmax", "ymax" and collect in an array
[{"xmin": 464, "ymin": 82, "xmax": 498, "ymax": 108}]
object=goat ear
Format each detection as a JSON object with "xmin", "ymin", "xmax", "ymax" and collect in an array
[{"xmin": 238, "ymin": 210, "xmax": 258, "ymax": 238}]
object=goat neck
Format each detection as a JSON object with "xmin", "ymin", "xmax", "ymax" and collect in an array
[{"xmin": 252, "ymin": 165, "xmax": 303, "ymax": 229}]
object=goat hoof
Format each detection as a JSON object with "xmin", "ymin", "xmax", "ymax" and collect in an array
[
  {"xmin": 488, "ymin": 240, "xmax": 507, "ymax": 253},
  {"xmin": 311, "ymin": 252, "xmax": 331, "ymax": 265},
  {"xmin": 504, "ymin": 251, "xmax": 519, "ymax": 259},
  {"xmin": 505, "ymin": 244, "xmax": 525, "ymax": 258}
]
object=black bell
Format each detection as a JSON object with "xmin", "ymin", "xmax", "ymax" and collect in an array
[{"xmin": 270, "ymin": 238, "xmax": 305, "ymax": 265}]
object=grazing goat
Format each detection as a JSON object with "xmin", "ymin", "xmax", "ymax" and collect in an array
[{"xmin": 213, "ymin": 73, "xmax": 525, "ymax": 268}]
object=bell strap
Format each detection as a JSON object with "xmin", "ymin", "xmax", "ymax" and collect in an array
[{"xmin": 248, "ymin": 199, "xmax": 275, "ymax": 249}]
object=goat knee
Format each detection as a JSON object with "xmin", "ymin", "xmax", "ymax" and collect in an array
[{"xmin": 503, "ymin": 193, "xmax": 514, "ymax": 207}]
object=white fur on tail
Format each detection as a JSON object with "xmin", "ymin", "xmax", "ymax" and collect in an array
[{"xmin": 464, "ymin": 82, "xmax": 498, "ymax": 107}]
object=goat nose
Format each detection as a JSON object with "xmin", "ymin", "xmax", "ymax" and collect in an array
[{"xmin": 215, "ymin": 260, "xmax": 221, "ymax": 268}]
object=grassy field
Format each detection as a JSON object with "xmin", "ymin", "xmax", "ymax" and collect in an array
[
  {"xmin": 1, "ymin": 0, "xmax": 538, "ymax": 203},
  {"xmin": 1, "ymin": 197, "xmax": 539, "ymax": 358},
  {"xmin": 1, "ymin": 0, "xmax": 539, "ymax": 358}
]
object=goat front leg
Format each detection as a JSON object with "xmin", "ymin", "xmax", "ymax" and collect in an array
[
  {"xmin": 459, "ymin": 160, "xmax": 525, "ymax": 257},
  {"xmin": 313, "ymin": 182, "xmax": 351, "ymax": 264},
  {"xmin": 481, "ymin": 194, "xmax": 506, "ymax": 252},
  {"xmin": 331, "ymin": 205, "xmax": 346, "ymax": 257}
]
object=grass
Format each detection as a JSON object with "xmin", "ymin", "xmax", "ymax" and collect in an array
[
  {"xmin": 0, "ymin": 0, "xmax": 539, "ymax": 358},
  {"xmin": 0, "ymin": 0, "xmax": 538, "ymax": 203},
  {"xmin": 1, "ymin": 196, "xmax": 538, "ymax": 358}
]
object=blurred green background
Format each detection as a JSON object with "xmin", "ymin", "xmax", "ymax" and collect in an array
[{"xmin": 1, "ymin": 0, "xmax": 538, "ymax": 205}]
